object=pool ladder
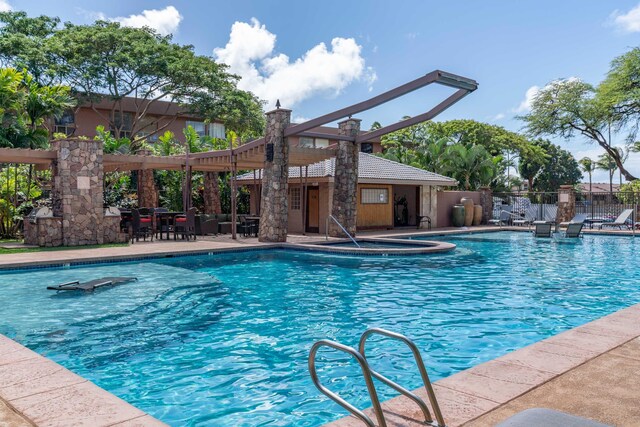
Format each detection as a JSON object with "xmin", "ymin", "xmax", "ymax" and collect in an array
[{"xmin": 309, "ymin": 328, "xmax": 446, "ymax": 427}]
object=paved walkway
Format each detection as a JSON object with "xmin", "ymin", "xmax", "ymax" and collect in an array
[{"xmin": 467, "ymin": 337, "xmax": 640, "ymax": 426}]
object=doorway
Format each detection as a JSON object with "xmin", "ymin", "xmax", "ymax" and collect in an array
[{"xmin": 306, "ymin": 187, "xmax": 320, "ymax": 233}]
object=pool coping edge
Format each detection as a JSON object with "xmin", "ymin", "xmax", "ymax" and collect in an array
[{"xmin": 323, "ymin": 302, "xmax": 640, "ymax": 427}]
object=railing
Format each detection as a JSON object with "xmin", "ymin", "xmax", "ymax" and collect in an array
[
  {"xmin": 308, "ymin": 339, "xmax": 386, "ymax": 427},
  {"xmin": 326, "ymin": 214, "xmax": 360, "ymax": 248},
  {"xmin": 359, "ymin": 328, "xmax": 446, "ymax": 426}
]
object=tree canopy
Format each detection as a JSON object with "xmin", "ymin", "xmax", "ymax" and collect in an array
[{"xmin": 0, "ymin": 11, "xmax": 265, "ymax": 145}]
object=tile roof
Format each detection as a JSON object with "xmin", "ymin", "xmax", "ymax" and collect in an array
[{"xmin": 237, "ymin": 152, "xmax": 457, "ymax": 185}]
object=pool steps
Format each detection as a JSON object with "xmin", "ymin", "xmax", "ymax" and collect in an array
[{"xmin": 310, "ymin": 328, "xmax": 446, "ymax": 427}]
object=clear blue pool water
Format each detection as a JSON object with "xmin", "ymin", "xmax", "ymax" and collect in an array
[{"xmin": 0, "ymin": 231, "xmax": 639, "ymax": 426}]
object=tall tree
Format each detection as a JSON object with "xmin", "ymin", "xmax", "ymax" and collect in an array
[
  {"xmin": 596, "ymin": 153, "xmax": 618, "ymax": 194},
  {"xmin": 0, "ymin": 12, "xmax": 264, "ymax": 148},
  {"xmin": 579, "ymin": 157, "xmax": 596, "ymax": 192},
  {"xmin": 520, "ymin": 78, "xmax": 637, "ymax": 181}
]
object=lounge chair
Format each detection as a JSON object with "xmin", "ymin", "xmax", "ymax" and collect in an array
[
  {"xmin": 513, "ymin": 206, "xmax": 537, "ymax": 227},
  {"xmin": 496, "ymin": 408, "xmax": 610, "ymax": 427},
  {"xmin": 532, "ymin": 221, "xmax": 553, "ymax": 237},
  {"xmin": 489, "ymin": 209, "xmax": 512, "ymax": 226},
  {"xmin": 559, "ymin": 213, "xmax": 587, "ymax": 228},
  {"xmin": 562, "ymin": 222, "xmax": 584, "ymax": 238},
  {"xmin": 594, "ymin": 209, "xmax": 634, "ymax": 230}
]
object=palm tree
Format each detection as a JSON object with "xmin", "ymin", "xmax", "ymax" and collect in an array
[
  {"xmin": 578, "ymin": 157, "xmax": 595, "ymax": 193},
  {"xmin": 596, "ymin": 153, "xmax": 618, "ymax": 195},
  {"xmin": 443, "ymin": 144, "xmax": 496, "ymax": 190}
]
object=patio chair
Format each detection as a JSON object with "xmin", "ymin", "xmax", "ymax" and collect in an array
[
  {"xmin": 489, "ymin": 209, "xmax": 512, "ymax": 226},
  {"xmin": 594, "ymin": 209, "xmax": 634, "ymax": 230},
  {"xmin": 559, "ymin": 213, "xmax": 588, "ymax": 228},
  {"xmin": 131, "ymin": 209, "xmax": 153, "ymax": 243},
  {"xmin": 532, "ymin": 221, "xmax": 553, "ymax": 238},
  {"xmin": 562, "ymin": 222, "xmax": 584, "ymax": 238},
  {"xmin": 195, "ymin": 214, "xmax": 218, "ymax": 236},
  {"xmin": 512, "ymin": 206, "xmax": 537, "ymax": 227},
  {"xmin": 174, "ymin": 207, "xmax": 197, "ymax": 241}
]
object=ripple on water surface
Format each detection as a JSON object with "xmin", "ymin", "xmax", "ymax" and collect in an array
[{"xmin": 0, "ymin": 232, "xmax": 639, "ymax": 426}]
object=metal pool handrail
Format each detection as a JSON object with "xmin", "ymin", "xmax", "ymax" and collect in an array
[
  {"xmin": 359, "ymin": 328, "xmax": 446, "ymax": 427},
  {"xmin": 325, "ymin": 215, "xmax": 361, "ymax": 248},
  {"xmin": 309, "ymin": 339, "xmax": 386, "ymax": 427}
]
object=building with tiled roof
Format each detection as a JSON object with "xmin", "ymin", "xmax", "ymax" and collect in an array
[{"xmin": 237, "ymin": 152, "xmax": 457, "ymax": 234}]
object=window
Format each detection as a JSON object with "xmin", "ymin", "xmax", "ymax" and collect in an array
[
  {"xmin": 54, "ymin": 110, "xmax": 75, "ymax": 136},
  {"xmin": 314, "ymin": 138, "xmax": 329, "ymax": 148},
  {"xmin": 186, "ymin": 120, "xmax": 206, "ymax": 137},
  {"xmin": 360, "ymin": 143, "xmax": 373, "ymax": 154},
  {"xmin": 209, "ymin": 122, "xmax": 226, "ymax": 139},
  {"xmin": 112, "ymin": 112, "xmax": 133, "ymax": 138},
  {"xmin": 361, "ymin": 188, "xmax": 388, "ymax": 204},
  {"xmin": 290, "ymin": 187, "xmax": 301, "ymax": 210},
  {"xmin": 299, "ymin": 137, "xmax": 314, "ymax": 148},
  {"xmin": 299, "ymin": 137, "xmax": 329, "ymax": 148}
]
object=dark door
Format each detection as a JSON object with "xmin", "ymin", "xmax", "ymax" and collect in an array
[{"xmin": 306, "ymin": 188, "xmax": 320, "ymax": 233}]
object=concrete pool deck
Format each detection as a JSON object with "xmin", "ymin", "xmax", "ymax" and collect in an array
[
  {"xmin": 326, "ymin": 303, "xmax": 640, "ymax": 427},
  {"xmin": 0, "ymin": 226, "xmax": 638, "ymax": 426}
]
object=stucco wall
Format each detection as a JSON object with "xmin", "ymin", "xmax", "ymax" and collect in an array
[{"xmin": 437, "ymin": 191, "xmax": 481, "ymax": 228}]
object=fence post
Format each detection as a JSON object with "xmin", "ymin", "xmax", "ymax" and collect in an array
[{"xmin": 556, "ymin": 185, "xmax": 575, "ymax": 224}]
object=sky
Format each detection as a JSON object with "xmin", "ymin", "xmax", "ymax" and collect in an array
[{"xmin": 6, "ymin": 0, "xmax": 640, "ymax": 182}]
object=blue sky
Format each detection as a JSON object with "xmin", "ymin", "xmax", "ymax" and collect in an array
[{"xmin": 8, "ymin": 0, "xmax": 640, "ymax": 182}]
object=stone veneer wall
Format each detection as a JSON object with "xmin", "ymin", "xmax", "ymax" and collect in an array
[
  {"xmin": 556, "ymin": 185, "xmax": 576, "ymax": 224},
  {"xmin": 136, "ymin": 151, "xmax": 158, "ymax": 208},
  {"xmin": 23, "ymin": 217, "xmax": 63, "ymax": 247},
  {"xmin": 329, "ymin": 118, "xmax": 361, "ymax": 237},
  {"xmin": 479, "ymin": 187, "xmax": 493, "ymax": 225},
  {"xmin": 258, "ymin": 108, "xmax": 291, "ymax": 242},
  {"xmin": 203, "ymin": 171, "xmax": 222, "ymax": 214},
  {"xmin": 103, "ymin": 216, "xmax": 128, "ymax": 243},
  {"xmin": 51, "ymin": 139, "xmax": 105, "ymax": 246}
]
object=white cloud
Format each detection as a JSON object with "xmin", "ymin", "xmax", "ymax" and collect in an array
[
  {"xmin": 0, "ymin": 0, "xmax": 11, "ymax": 12},
  {"xmin": 292, "ymin": 115, "xmax": 310, "ymax": 124},
  {"xmin": 514, "ymin": 77, "xmax": 580, "ymax": 113},
  {"xmin": 514, "ymin": 85, "xmax": 540, "ymax": 113},
  {"xmin": 609, "ymin": 3, "xmax": 640, "ymax": 33},
  {"xmin": 214, "ymin": 18, "xmax": 374, "ymax": 108},
  {"xmin": 492, "ymin": 113, "xmax": 506, "ymax": 121},
  {"xmin": 97, "ymin": 6, "xmax": 183, "ymax": 36}
]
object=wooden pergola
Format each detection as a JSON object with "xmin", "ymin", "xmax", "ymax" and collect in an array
[{"xmin": 0, "ymin": 142, "xmax": 335, "ymax": 173}]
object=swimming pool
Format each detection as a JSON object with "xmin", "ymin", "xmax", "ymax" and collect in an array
[{"xmin": 0, "ymin": 231, "xmax": 638, "ymax": 426}]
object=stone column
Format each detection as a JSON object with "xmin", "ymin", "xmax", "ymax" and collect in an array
[
  {"xmin": 137, "ymin": 150, "xmax": 158, "ymax": 208},
  {"xmin": 51, "ymin": 139, "xmax": 105, "ymax": 246},
  {"xmin": 203, "ymin": 171, "xmax": 222, "ymax": 214},
  {"xmin": 479, "ymin": 187, "xmax": 493, "ymax": 225},
  {"xmin": 258, "ymin": 108, "xmax": 291, "ymax": 242},
  {"xmin": 556, "ymin": 185, "xmax": 576, "ymax": 224},
  {"xmin": 329, "ymin": 118, "xmax": 361, "ymax": 237}
]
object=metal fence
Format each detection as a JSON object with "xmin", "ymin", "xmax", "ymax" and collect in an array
[
  {"xmin": 493, "ymin": 192, "xmax": 559, "ymax": 223},
  {"xmin": 493, "ymin": 191, "xmax": 640, "ymax": 226},
  {"xmin": 575, "ymin": 192, "xmax": 638, "ymax": 222}
]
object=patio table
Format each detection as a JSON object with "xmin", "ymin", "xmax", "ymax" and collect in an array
[
  {"xmin": 584, "ymin": 217, "xmax": 612, "ymax": 229},
  {"xmin": 155, "ymin": 211, "xmax": 184, "ymax": 240}
]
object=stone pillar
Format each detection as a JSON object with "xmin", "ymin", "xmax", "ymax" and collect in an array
[
  {"xmin": 203, "ymin": 171, "xmax": 222, "ymax": 214},
  {"xmin": 137, "ymin": 150, "xmax": 158, "ymax": 208},
  {"xmin": 479, "ymin": 187, "xmax": 493, "ymax": 225},
  {"xmin": 51, "ymin": 139, "xmax": 105, "ymax": 246},
  {"xmin": 329, "ymin": 119, "xmax": 361, "ymax": 237},
  {"xmin": 258, "ymin": 108, "xmax": 291, "ymax": 242},
  {"xmin": 556, "ymin": 185, "xmax": 576, "ymax": 224}
]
